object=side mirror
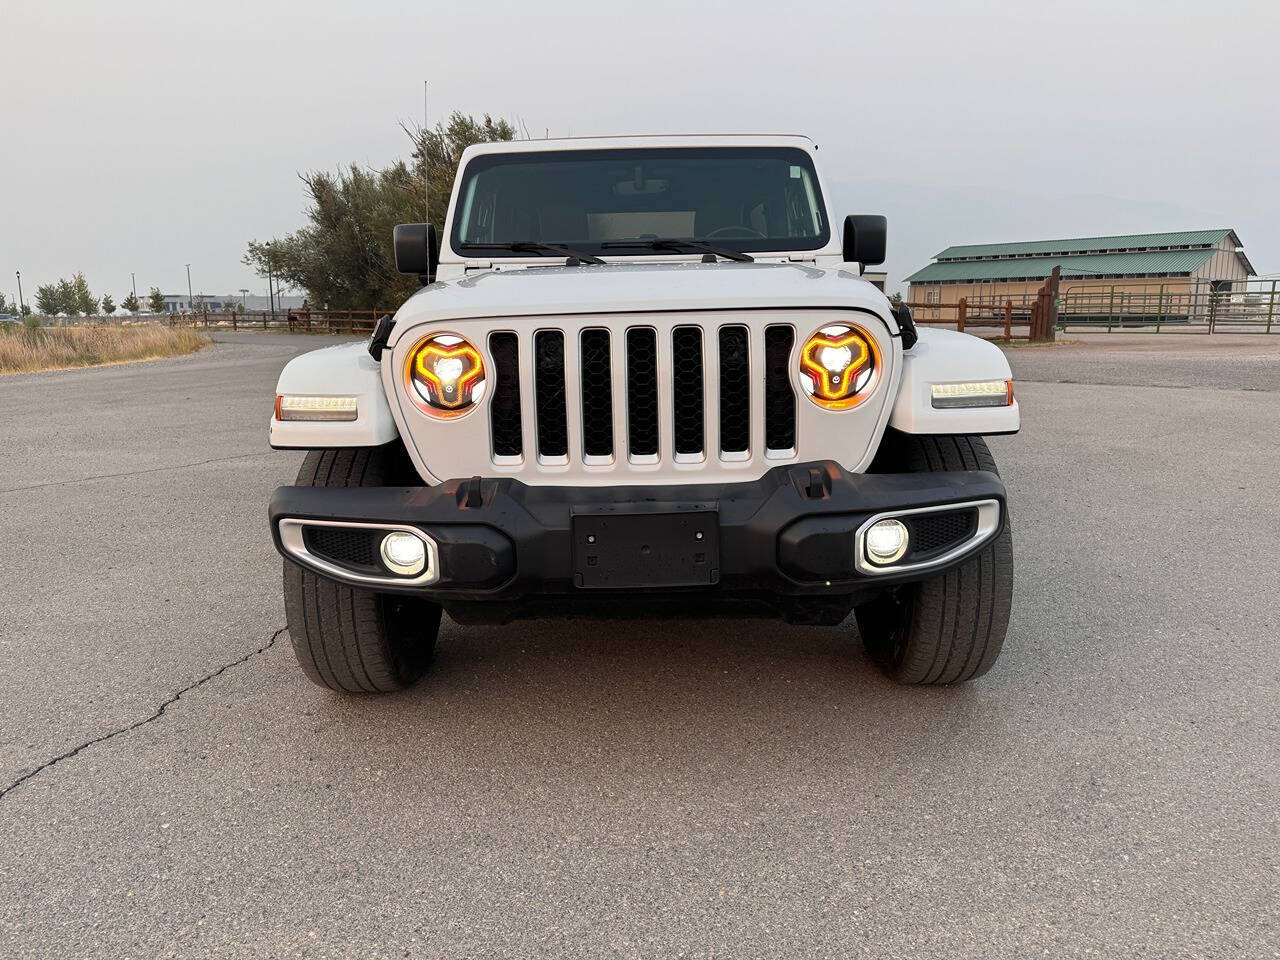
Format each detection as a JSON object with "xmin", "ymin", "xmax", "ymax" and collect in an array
[
  {"xmin": 842, "ymin": 215, "xmax": 887, "ymax": 271},
  {"xmin": 394, "ymin": 223, "xmax": 439, "ymax": 284}
]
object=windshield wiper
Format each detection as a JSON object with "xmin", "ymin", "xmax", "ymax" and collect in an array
[
  {"xmin": 489, "ymin": 241, "xmax": 606, "ymax": 265},
  {"xmin": 601, "ymin": 238, "xmax": 754, "ymax": 263}
]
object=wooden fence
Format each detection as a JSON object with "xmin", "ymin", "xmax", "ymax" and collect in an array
[
  {"xmin": 169, "ymin": 308, "xmax": 386, "ymax": 335},
  {"xmin": 909, "ymin": 277, "xmax": 1280, "ymax": 337},
  {"xmin": 906, "ymin": 268, "xmax": 1061, "ymax": 340}
]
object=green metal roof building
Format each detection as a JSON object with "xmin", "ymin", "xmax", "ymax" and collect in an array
[{"xmin": 905, "ymin": 229, "xmax": 1254, "ymax": 292}]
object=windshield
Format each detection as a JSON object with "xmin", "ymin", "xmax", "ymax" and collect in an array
[{"xmin": 451, "ymin": 147, "xmax": 829, "ymax": 257}]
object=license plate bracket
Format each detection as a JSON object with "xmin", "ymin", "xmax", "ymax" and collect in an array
[{"xmin": 571, "ymin": 503, "xmax": 719, "ymax": 589}]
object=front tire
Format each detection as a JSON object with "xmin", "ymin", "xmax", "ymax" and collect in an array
[
  {"xmin": 283, "ymin": 447, "xmax": 442, "ymax": 693},
  {"xmin": 856, "ymin": 434, "xmax": 1013, "ymax": 684}
]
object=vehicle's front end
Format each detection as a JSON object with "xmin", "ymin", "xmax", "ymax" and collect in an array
[{"xmin": 267, "ymin": 136, "xmax": 1019, "ymax": 693}]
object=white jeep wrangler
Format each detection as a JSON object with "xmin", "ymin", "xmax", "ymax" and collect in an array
[{"xmin": 269, "ymin": 135, "xmax": 1018, "ymax": 692}]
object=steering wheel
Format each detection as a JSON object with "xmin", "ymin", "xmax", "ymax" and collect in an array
[{"xmin": 703, "ymin": 225, "xmax": 767, "ymax": 240}]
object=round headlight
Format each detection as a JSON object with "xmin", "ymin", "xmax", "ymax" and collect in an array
[
  {"xmin": 799, "ymin": 323, "xmax": 881, "ymax": 410},
  {"xmin": 405, "ymin": 333, "xmax": 486, "ymax": 418}
]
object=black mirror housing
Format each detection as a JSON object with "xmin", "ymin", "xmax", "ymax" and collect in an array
[
  {"xmin": 394, "ymin": 223, "xmax": 439, "ymax": 284},
  {"xmin": 893, "ymin": 300, "xmax": 918, "ymax": 350},
  {"xmin": 842, "ymin": 215, "xmax": 887, "ymax": 268}
]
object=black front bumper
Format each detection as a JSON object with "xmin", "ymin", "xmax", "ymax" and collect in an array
[{"xmin": 269, "ymin": 461, "xmax": 1005, "ymax": 624}]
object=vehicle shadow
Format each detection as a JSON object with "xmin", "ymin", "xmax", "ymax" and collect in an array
[{"xmin": 314, "ymin": 614, "xmax": 1012, "ymax": 784}]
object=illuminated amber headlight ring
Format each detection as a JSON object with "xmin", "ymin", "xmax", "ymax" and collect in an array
[
  {"xmin": 403, "ymin": 332, "xmax": 487, "ymax": 419},
  {"xmin": 799, "ymin": 322, "xmax": 883, "ymax": 410}
]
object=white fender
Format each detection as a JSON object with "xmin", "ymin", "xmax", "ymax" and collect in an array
[
  {"xmin": 889, "ymin": 328, "xmax": 1020, "ymax": 435},
  {"xmin": 269, "ymin": 341, "xmax": 399, "ymax": 449}
]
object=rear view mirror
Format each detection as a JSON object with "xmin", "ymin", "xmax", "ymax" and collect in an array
[
  {"xmin": 842, "ymin": 215, "xmax": 887, "ymax": 270},
  {"xmin": 394, "ymin": 223, "xmax": 439, "ymax": 284}
]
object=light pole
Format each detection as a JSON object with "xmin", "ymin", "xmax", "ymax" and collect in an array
[
  {"xmin": 131, "ymin": 272, "xmax": 137, "ymax": 312},
  {"xmin": 267, "ymin": 244, "xmax": 276, "ymax": 323},
  {"xmin": 185, "ymin": 264, "xmax": 193, "ymax": 315},
  {"xmin": 15, "ymin": 271, "xmax": 23, "ymax": 316}
]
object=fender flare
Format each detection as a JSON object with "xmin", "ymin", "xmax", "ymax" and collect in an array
[
  {"xmin": 889, "ymin": 328, "xmax": 1020, "ymax": 435},
  {"xmin": 268, "ymin": 341, "xmax": 399, "ymax": 449}
]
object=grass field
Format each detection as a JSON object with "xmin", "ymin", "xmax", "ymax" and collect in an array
[{"xmin": 0, "ymin": 324, "xmax": 210, "ymax": 374}]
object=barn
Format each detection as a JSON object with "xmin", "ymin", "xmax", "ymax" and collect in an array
[{"xmin": 905, "ymin": 229, "xmax": 1254, "ymax": 322}]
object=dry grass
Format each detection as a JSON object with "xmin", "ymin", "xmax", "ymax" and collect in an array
[{"xmin": 0, "ymin": 324, "xmax": 210, "ymax": 374}]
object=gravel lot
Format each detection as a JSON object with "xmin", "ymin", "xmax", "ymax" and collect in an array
[{"xmin": 1, "ymin": 331, "xmax": 1276, "ymax": 958}]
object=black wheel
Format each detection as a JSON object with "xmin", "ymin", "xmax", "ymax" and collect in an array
[
  {"xmin": 856, "ymin": 434, "xmax": 1013, "ymax": 684},
  {"xmin": 283, "ymin": 446, "xmax": 442, "ymax": 693}
]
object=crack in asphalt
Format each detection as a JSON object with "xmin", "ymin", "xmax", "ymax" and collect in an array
[
  {"xmin": 0, "ymin": 451, "xmax": 277, "ymax": 495},
  {"xmin": 0, "ymin": 628, "xmax": 284, "ymax": 801}
]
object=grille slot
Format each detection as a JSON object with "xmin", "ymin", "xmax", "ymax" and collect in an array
[
  {"xmin": 626, "ymin": 328, "xmax": 659, "ymax": 457},
  {"xmin": 764, "ymin": 325, "xmax": 796, "ymax": 451},
  {"xmin": 488, "ymin": 332, "xmax": 522, "ymax": 457},
  {"xmin": 907, "ymin": 509, "xmax": 979, "ymax": 558},
  {"xmin": 534, "ymin": 330, "xmax": 568, "ymax": 458},
  {"xmin": 579, "ymin": 329, "xmax": 613, "ymax": 458},
  {"xmin": 671, "ymin": 326, "xmax": 705, "ymax": 455},
  {"xmin": 718, "ymin": 326, "xmax": 750, "ymax": 454},
  {"xmin": 487, "ymin": 321, "xmax": 810, "ymax": 473},
  {"xmin": 304, "ymin": 527, "xmax": 382, "ymax": 571}
]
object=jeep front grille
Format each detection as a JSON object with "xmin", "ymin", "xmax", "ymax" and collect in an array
[{"xmin": 487, "ymin": 321, "xmax": 797, "ymax": 470}]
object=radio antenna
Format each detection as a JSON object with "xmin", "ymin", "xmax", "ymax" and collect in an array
[{"xmin": 430, "ymin": 80, "xmax": 435, "ymax": 221}]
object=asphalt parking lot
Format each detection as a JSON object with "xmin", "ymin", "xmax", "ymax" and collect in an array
[{"xmin": 1, "ymin": 331, "xmax": 1276, "ymax": 958}]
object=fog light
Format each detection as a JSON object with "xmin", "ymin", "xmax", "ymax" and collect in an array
[
  {"xmin": 380, "ymin": 531, "xmax": 427, "ymax": 576},
  {"xmin": 865, "ymin": 518, "xmax": 909, "ymax": 565}
]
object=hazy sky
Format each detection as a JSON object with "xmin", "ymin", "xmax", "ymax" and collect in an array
[{"xmin": 4, "ymin": 0, "xmax": 1278, "ymax": 304}]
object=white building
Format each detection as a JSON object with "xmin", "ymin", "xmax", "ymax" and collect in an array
[{"xmin": 160, "ymin": 293, "xmax": 307, "ymax": 314}]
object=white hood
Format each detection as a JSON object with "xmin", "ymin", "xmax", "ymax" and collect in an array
[{"xmin": 386, "ymin": 261, "xmax": 898, "ymax": 347}]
